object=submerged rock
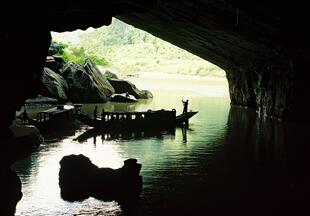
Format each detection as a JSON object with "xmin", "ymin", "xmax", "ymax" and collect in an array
[
  {"xmin": 40, "ymin": 67, "xmax": 68, "ymax": 102},
  {"xmin": 59, "ymin": 154, "xmax": 142, "ymax": 204},
  {"xmin": 108, "ymin": 79, "xmax": 153, "ymax": 99},
  {"xmin": 62, "ymin": 60, "xmax": 115, "ymax": 103}
]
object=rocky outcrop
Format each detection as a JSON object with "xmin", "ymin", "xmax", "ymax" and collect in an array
[
  {"xmin": 62, "ymin": 60, "xmax": 115, "ymax": 103},
  {"xmin": 140, "ymin": 89, "xmax": 153, "ymax": 99},
  {"xmin": 0, "ymin": 168, "xmax": 22, "ymax": 216},
  {"xmin": 48, "ymin": 41, "xmax": 62, "ymax": 56},
  {"xmin": 45, "ymin": 56, "xmax": 64, "ymax": 73},
  {"xmin": 40, "ymin": 67, "xmax": 68, "ymax": 102},
  {"xmin": 103, "ymin": 70, "xmax": 118, "ymax": 80},
  {"xmin": 83, "ymin": 59, "xmax": 115, "ymax": 95},
  {"xmin": 59, "ymin": 154, "xmax": 142, "ymax": 204},
  {"xmin": 9, "ymin": 123, "xmax": 42, "ymax": 151},
  {"xmin": 108, "ymin": 79, "xmax": 153, "ymax": 99}
]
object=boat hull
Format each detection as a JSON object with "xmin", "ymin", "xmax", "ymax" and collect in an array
[{"xmin": 76, "ymin": 111, "xmax": 198, "ymax": 130}]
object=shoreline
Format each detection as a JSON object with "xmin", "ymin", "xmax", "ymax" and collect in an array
[
  {"xmin": 128, "ymin": 71, "xmax": 227, "ymax": 81},
  {"xmin": 127, "ymin": 71, "xmax": 229, "ymax": 97}
]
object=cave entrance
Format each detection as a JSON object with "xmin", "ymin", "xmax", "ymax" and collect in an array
[{"xmin": 50, "ymin": 17, "xmax": 229, "ymax": 103}]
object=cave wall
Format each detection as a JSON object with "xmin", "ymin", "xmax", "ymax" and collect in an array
[
  {"xmin": 226, "ymin": 63, "xmax": 293, "ymax": 120},
  {"xmin": 115, "ymin": 0, "xmax": 310, "ymax": 121}
]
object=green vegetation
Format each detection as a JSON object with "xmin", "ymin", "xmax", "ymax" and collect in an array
[
  {"xmin": 52, "ymin": 18, "xmax": 225, "ymax": 77},
  {"xmin": 52, "ymin": 41, "xmax": 109, "ymax": 66}
]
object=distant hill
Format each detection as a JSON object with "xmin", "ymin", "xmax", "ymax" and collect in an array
[{"xmin": 52, "ymin": 18, "xmax": 225, "ymax": 77}]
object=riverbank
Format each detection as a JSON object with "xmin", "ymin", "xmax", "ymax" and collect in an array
[
  {"xmin": 136, "ymin": 71, "xmax": 226, "ymax": 81},
  {"xmin": 126, "ymin": 71, "xmax": 229, "ymax": 97}
]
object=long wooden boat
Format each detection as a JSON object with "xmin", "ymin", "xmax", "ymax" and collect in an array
[{"xmin": 75, "ymin": 109, "xmax": 198, "ymax": 130}]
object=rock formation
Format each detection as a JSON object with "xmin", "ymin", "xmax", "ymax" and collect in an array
[
  {"xmin": 40, "ymin": 67, "xmax": 68, "ymax": 102},
  {"xmin": 45, "ymin": 56, "xmax": 64, "ymax": 73},
  {"xmin": 108, "ymin": 79, "xmax": 153, "ymax": 99},
  {"xmin": 103, "ymin": 70, "xmax": 118, "ymax": 80},
  {"xmin": 59, "ymin": 154, "xmax": 142, "ymax": 204},
  {"xmin": 62, "ymin": 60, "xmax": 115, "ymax": 103}
]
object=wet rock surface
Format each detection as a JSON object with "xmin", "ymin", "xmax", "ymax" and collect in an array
[{"xmin": 108, "ymin": 79, "xmax": 153, "ymax": 99}]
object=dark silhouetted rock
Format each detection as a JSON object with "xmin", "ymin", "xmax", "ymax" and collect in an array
[
  {"xmin": 59, "ymin": 154, "xmax": 142, "ymax": 204},
  {"xmin": 0, "ymin": 168, "xmax": 23, "ymax": 216},
  {"xmin": 108, "ymin": 79, "xmax": 153, "ymax": 99},
  {"xmin": 9, "ymin": 123, "xmax": 42, "ymax": 152},
  {"xmin": 48, "ymin": 41, "xmax": 62, "ymax": 56},
  {"xmin": 62, "ymin": 60, "xmax": 115, "ymax": 103},
  {"xmin": 40, "ymin": 67, "xmax": 68, "ymax": 102}
]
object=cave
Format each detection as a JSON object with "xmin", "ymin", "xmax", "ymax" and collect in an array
[{"xmin": 2, "ymin": 1, "xmax": 310, "ymax": 215}]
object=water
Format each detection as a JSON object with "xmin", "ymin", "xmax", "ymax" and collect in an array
[{"xmin": 12, "ymin": 74, "xmax": 310, "ymax": 215}]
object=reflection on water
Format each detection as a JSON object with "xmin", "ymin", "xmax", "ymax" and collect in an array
[
  {"xmin": 75, "ymin": 127, "xmax": 176, "ymax": 143},
  {"xmin": 12, "ymin": 76, "xmax": 310, "ymax": 215}
]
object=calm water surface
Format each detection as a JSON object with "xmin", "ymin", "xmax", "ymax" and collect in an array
[{"xmin": 12, "ymin": 75, "xmax": 310, "ymax": 215}]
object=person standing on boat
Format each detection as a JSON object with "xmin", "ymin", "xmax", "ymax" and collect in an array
[
  {"xmin": 93, "ymin": 106, "xmax": 98, "ymax": 119},
  {"xmin": 182, "ymin": 99, "xmax": 189, "ymax": 114}
]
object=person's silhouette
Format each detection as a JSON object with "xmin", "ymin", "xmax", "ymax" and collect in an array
[
  {"xmin": 18, "ymin": 109, "xmax": 28, "ymax": 124},
  {"xmin": 93, "ymin": 106, "xmax": 98, "ymax": 119},
  {"xmin": 182, "ymin": 100, "xmax": 189, "ymax": 114}
]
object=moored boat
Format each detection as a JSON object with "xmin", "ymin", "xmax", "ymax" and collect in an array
[
  {"xmin": 27, "ymin": 104, "xmax": 79, "ymax": 131},
  {"xmin": 76, "ymin": 109, "xmax": 177, "ymax": 130},
  {"xmin": 76, "ymin": 108, "xmax": 198, "ymax": 130}
]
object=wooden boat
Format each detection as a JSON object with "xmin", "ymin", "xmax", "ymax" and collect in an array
[
  {"xmin": 110, "ymin": 93, "xmax": 137, "ymax": 103},
  {"xmin": 75, "ymin": 109, "xmax": 198, "ymax": 130},
  {"xmin": 175, "ymin": 111, "xmax": 198, "ymax": 126},
  {"xmin": 27, "ymin": 104, "xmax": 78, "ymax": 131}
]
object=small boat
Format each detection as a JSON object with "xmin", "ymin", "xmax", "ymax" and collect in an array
[
  {"xmin": 27, "ymin": 104, "xmax": 79, "ymax": 131},
  {"xmin": 110, "ymin": 93, "xmax": 137, "ymax": 103},
  {"xmin": 75, "ymin": 109, "xmax": 198, "ymax": 130}
]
